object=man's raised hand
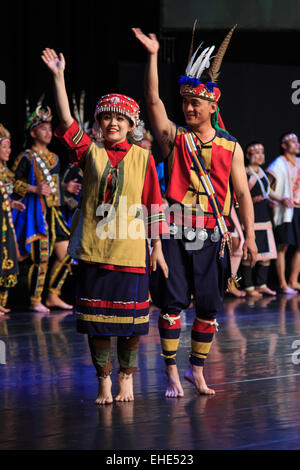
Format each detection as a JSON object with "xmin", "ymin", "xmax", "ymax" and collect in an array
[
  {"xmin": 132, "ymin": 28, "xmax": 160, "ymax": 55},
  {"xmin": 41, "ymin": 48, "xmax": 65, "ymax": 77}
]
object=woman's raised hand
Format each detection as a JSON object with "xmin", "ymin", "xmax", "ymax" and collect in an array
[
  {"xmin": 41, "ymin": 48, "xmax": 65, "ymax": 77},
  {"xmin": 132, "ymin": 28, "xmax": 160, "ymax": 55}
]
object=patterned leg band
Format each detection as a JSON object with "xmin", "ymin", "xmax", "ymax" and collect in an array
[
  {"xmin": 158, "ymin": 313, "xmax": 181, "ymax": 366},
  {"xmin": 117, "ymin": 336, "xmax": 140, "ymax": 375},
  {"xmin": 48, "ymin": 254, "xmax": 72, "ymax": 295},
  {"xmin": 29, "ymin": 238, "xmax": 49, "ymax": 304},
  {"xmin": 88, "ymin": 335, "xmax": 113, "ymax": 378},
  {"xmin": 190, "ymin": 317, "xmax": 219, "ymax": 367}
]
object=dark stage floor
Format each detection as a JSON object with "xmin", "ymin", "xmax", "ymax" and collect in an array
[{"xmin": 1, "ymin": 294, "xmax": 300, "ymax": 450}]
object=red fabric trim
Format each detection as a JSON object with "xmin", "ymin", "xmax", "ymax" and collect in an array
[
  {"xmin": 192, "ymin": 321, "xmax": 215, "ymax": 334},
  {"xmin": 158, "ymin": 317, "xmax": 181, "ymax": 329},
  {"xmin": 77, "ymin": 298, "xmax": 149, "ymax": 310}
]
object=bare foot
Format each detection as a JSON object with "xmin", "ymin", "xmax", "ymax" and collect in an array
[
  {"xmin": 0, "ymin": 305, "xmax": 10, "ymax": 314},
  {"xmin": 30, "ymin": 302, "xmax": 50, "ymax": 314},
  {"xmin": 288, "ymin": 282, "xmax": 300, "ymax": 291},
  {"xmin": 115, "ymin": 373, "xmax": 134, "ymax": 402},
  {"xmin": 165, "ymin": 365, "xmax": 184, "ymax": 398},
  {"xmin": 228, "ymin": 287, "xmax": 246, "ymax": 297},
  {"xmin": 45, "ymin": 293, "xmax": 73, "ymax": 310},
  {"xmin": 257, "ymin": 285, "xmax": 277, "ymax": 296},
  {"xmin": 246, "ymin": 289, "xmax": 263, "ymax": 298},
  {"xmin": 184, "ymin": 364, "xmax": 215, "ymax": 396},
  {"xmin": 95, "ymin": 376, "xmax": 113, "ymax": 405},
  {"xmin": 279, "ymin": 285, "xmax": 297, "ymax": 295}
]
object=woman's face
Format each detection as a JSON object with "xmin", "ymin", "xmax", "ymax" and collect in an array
[
  {"xmin": 247, "ymin": 145, "xmax": 265, "ymax": 166},
  {"xmin": 0, "ymin": 139, "xmax": 11, "ymax": 163},
  {"xmin": 99, "ymin": 112, "xmax": 132, "ymax": 144}
]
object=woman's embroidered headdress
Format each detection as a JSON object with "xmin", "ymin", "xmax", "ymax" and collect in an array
[{"xmin": 0, "ymin": 123, "xmax": 11, "ymax": 144}]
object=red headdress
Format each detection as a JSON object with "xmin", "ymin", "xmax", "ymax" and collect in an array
[{"xmin": 94, "ymin": 93, "xmax": 140, "ymax": 128}]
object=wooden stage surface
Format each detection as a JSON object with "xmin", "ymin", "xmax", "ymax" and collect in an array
[{"xmin": 1, "ymin": 294, "xmax": 300, "ymax": 450}]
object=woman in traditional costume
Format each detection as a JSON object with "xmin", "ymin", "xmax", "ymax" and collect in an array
[
  {"xmin": 0, "ymin": 124, "xmax": 25, "ymax": 314},
  {"xmin": 42, "ymin": 48, "xmax": 169, "ymax": 404}
]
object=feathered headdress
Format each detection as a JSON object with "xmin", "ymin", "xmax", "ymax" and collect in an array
[
  {"xmin": 25, "ymin": 94, "xmax": 52, "ymax": 133},
  {"xmin": 24, "ymin": 95, "xmax": 52, "ymax": 147},
  {"xmin": 179, "ymin": 23, "xmax": 237, "ymax": 103}
]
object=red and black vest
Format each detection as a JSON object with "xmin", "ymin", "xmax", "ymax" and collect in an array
[{"xmin": 166, "ymin": 127, "xmax": 237, "ymax": 228}]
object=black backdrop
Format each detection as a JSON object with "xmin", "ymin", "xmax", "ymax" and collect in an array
[{"xmin": 1, "ymin": 0, "xmax": 300, "ymax": 168}]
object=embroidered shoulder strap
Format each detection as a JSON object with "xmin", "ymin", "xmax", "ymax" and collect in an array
[{"xmin": 184, "ymin": 131, "xmax": 231, "ymax": 257}]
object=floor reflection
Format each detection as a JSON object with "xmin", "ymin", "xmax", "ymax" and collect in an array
[{"xmin": 1, "ymin": 295, "xmax": 300, "ymax": 450}]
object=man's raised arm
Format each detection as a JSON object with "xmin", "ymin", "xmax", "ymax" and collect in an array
[{"xmin": 132, "ymin": 28, "xmax": 176, "ymax": 158}]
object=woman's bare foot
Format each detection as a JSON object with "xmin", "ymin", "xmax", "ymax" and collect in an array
[
  {"xmin": 30, "ymin": 302, "xmax": 50, "ymax": 313},
  {"xmin": 165, "ymin": 365, "xmax": 184, "ymax": 398},
  {"xmin": 279, "ymin": 285, "xmax": 297, "ymax": 295},
  {"xmin": 184, "ymin": 364, "xmax": 215, "ymax": 395},
  {"xmin": 246, "ymin": 289, "xmax": 263, "ymax": 298},
  {"xmin": 45, "ymin": 293, "xmax": 73, "ymax": 310},
  {"xmin": 115, "ymin": 372, "xmax": 134, "ymax": 402},
  {"xmin": 0, "ymin": 306, "xmax": 7, "ymax": 316},
  {"xmin": 288, "ymin": 282, "xmax": 300, "ymax": 291},
  {"xmin": 228, "ymin": 286, "xmax": 246, "ymax": 297},
  {"xmin": 257, "ymin": 285, "xmax": 277, "ymax": 296},
  {"xmin": 95, "ymin": 376, "xmax": 113, "ymax": 405}
]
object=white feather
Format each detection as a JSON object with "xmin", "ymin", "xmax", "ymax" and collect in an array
[
  {"xmin": 185, "ymin": 42, "xmax": 203, "ymax": 76},
  {"xmin": 189, "ymin": 46, "xmax": 210, "ymax": 77},
  {"xmin": 195, "ymin": 46, "xmax": 215, "ymax": 79}
]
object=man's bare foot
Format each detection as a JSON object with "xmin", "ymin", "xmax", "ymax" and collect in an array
[
  {"xmin": 257, "ymin": 285, "xmax": 277, "ymax": 296},
  {"xmin": 184, "ymin": 364, "xmax": 215, "ymax": 395},
  {"xmin": 165, "ymin": 365, "xmax": 184, "ymax": 398},
  {"xmin": 115, "ymin": 372, "xmax": 134, "ymax": 402},
  {"xmin": 95, "ymin": 376, "xmax": 113, "ymax": 405},
  {"xmin": 45, "ymin": 293, "xmax": 73, "ymax": 310},
  {"xmin": 246, "ymin": 289, "xmax": 263, "ymax": 298},
  {"xmin": 30, "ymin": 302, "xmax": 50, "ymax": 313}
]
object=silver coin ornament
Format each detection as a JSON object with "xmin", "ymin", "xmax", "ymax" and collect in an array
[
  {"xmin": 185, "ymin": 228, "xmax": 196, "ymax": 241},
  {"xmin": 197, "ymin": 228, "xmax": 208, "ymax": 241},
  {"xmin": 211, "ymin": 227, "xmax": 220, "ymax": 242},
  {"xmin": 169, "ymin": 224, "xmax": 179, "ymax": 236}
]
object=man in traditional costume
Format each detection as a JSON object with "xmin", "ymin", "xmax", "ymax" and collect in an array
[
  {"xmin": 266, "ymin": 133, "xmax": 300, "ymax": 294},
  {"xmin": 133, "ymin": 24, "xmax": 257, "ymax": 396}
]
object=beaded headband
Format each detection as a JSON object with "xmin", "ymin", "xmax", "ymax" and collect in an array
[
  {"xmin": 282, "ymin": 133, "xmax": 298, "ymax": 144},
  {"xmin": 94, "ymin": 94, "xmax": 140, "ymax": 128},
  {"xmin": 247, "ymin": 144, "xmax": 264, "ymax": 154}
]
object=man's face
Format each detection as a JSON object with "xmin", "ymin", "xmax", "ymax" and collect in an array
[
  {"xmin": 31, "ymin": 122, "xmax": 52, "ymax": 146},
  {"xmin": 182, "ymin": 95, "xmax": 217, "ymax": 128},
  {"xmin": 282, "ymin": 134, "xmax": 300, "ymax": 155}
]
